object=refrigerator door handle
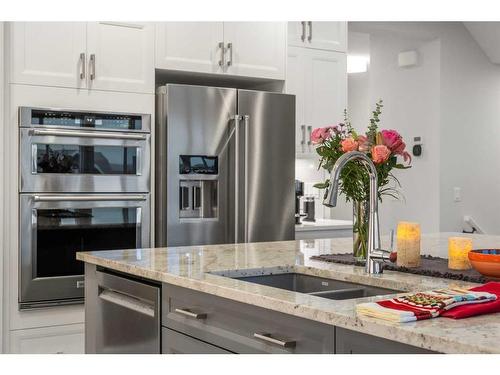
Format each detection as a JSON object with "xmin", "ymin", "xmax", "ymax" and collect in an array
[
  {"xmin": 233, "ymin": 114, "xmax": 242, "ymax": 243},
  {"xmin": 242, "ymin": 115, "xmax": 250, "ymax": 243}
]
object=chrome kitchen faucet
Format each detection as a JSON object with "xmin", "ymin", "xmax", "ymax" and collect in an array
[{"xmin": 323, "ymin": 151, "xmax": 391, "ymax": 274}]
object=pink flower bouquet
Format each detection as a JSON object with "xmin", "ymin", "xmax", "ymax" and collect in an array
[{"xmin": 313, "ymin": 100, "xmax": 411, "ymax": 204}]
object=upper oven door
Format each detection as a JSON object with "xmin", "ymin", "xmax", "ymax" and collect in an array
[
  {"xmin": 19, "ymin": 193, "xmax": 150, "ymax": 308},
  {"xmin": 20, "ymin": 127, "xmax": 151, "ymax": 193}
]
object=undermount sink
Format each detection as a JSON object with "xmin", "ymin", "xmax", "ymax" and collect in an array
[{"xmin": 231, "ymin": 273, "xmax": 401, "ymax": 300}]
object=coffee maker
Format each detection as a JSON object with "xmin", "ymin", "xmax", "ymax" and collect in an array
[{"xmin": 295, "ymin": 180, "xmax": 306, "ymax": 224}]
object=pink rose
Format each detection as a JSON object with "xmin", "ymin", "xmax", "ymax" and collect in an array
[
  {"xmin": 381, "ymin": 129, "xmax": 406, "ymax": 155},
  {"xmin": 341, "ymin": 137, "xmax": 359, "ymax": 152},
  {"xmin": 357, "ymin": 135, "xmax": 369, "ymax": 152},
  {"xmin": 310, "ymin": 126, "xmax": 334, "ymax": 144},
  {"xmin": 371, "ymin": 145, "xmax": 391, "ymax": 164}
]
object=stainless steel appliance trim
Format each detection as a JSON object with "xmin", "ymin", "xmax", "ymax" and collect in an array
[
  {"xmin": 32, "ymin": 194, "xmax": 147, "ymax": 202},
  {"xmin": 218, "ymin": 42, "xmax": 225, "ymax": 67},
  {"xmin": 227, "ymin": 42, "xmax": 233, "ymax": 67},
  {"xmin": 99, "ymin": 289, "xmax": 155, "ymax": 317},
  {"xmin": 31, "ymin": 143, "xmax": 37, "ymax": 174},
  {"xmin": 18, "ymin": 107, "xmax": 152, "ymax": 133},
  {"xmin": 79, "ymin": 52, "xmax": 86, "ymax": 80},
  {"xmin": 28, "ymin": 128, "xmax": 147, "ymax": 140},
  {"xmin": 90, "ymin": 54, "xmax": 96, "ymax": 80},
  {"xmin": 253, "ymin": 333, "xmax": 296, "ymax": 348},
  {"xmin": 307, "ymin": 21, "xmax": 312, "ymax": 42},
  {"xmin": 136, "ymin": 207, "xmax": 143, "ymax": 248},
  {"xmin": 136, "ymin": 147, "xmax": 143, "ymax": 176},
  {"xmin": 301, "ymin": 21, "xmax": 306, "ymax": 42},
  {"xmin": 178, "ymin": 174, "xmax": 219, "ymax": 181},
  {"xmin": 174, "ymin": 308, "xmax": 207, "ymax": 320}
]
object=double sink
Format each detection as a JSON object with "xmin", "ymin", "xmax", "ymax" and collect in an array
[{"xmin": 230, "ymin": 272, "xmax": 401, "ymax": 301}]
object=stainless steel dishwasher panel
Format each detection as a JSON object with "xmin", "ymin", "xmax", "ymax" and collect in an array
[{"xmin": 85, "ymin": 265, "xmax": 160, "ymax": 354}]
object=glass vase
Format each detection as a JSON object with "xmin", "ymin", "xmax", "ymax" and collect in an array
[{"xmin": 353, "ymin": 200, "xmax": 369, "ymax": 261}]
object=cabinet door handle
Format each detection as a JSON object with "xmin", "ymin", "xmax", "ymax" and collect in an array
[
  {"xmin": 218, "ymin": 42, "xmax": 225, "ymax": 67},
  {"xmin": 79, "ymin": 52, "xmax": 86, "ymax": 79},
  {"xmin": 301, "ymin": 21, "xmax": 306, "ymax": 42},
  {"xmin": 226, "ymin": 42, "xmax": 233, "ymax": 67},
  {"xmin": 307, "ymin": 125, "xmax": 312, "ymax": 146},
  {"xmin": 253, "ymin": 333, "xmax": 296, "ymax": 348},
  {"xmin": 308, "ymin": 21, "xmax": 312, "ymax": 42},
  {"xmin": 300, "ymin": 125, "xmax": 306, "ymax": 146},
  {"xmin": 175, "ymin": 308, "xmax": 207, "ymax": 320},
  {"xmin": 89, "ymin": 54, "xmax": 96, "ymax": 80}
]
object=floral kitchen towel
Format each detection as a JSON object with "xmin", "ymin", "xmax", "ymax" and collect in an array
[{"xmin": 356, "ymin": 287, "xmax": 497, "ymax": 323}]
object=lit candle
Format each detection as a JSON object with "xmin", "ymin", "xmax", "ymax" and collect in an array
[
  {"xmin": 396, "ymin": 221, "xmax": 421, "ymax": 268},
  {"xmin": 448, "ymin": 237, "xmax": 472, "ymax": 270}
]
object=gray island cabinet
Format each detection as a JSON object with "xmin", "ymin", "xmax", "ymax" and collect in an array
[
  {"xmin": 161, "ymin": 282, "xmax": 434, "ymax": 354},
  {"xmin": 84, "ymin": 264, "xmax": 435, "ymax": 354}
]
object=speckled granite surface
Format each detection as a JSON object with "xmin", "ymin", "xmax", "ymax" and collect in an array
[{"xmin": 77, "ymin": 233, "xmax": 500, "ymax": 354}]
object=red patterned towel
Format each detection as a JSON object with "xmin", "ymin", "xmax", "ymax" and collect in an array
[
  {"xmin": 356, "ymin": 287, "xmax": 497, "ymax": 323},
  {"xmin": 441, "ymin": 282, "xmax": 500, "ymax": 319}
]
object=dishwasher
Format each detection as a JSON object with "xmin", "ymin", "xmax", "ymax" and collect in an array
[{"xmin": 85, "ymin": 266, "xmax": 161, "ymax": 354}]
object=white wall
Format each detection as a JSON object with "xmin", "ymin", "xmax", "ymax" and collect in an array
[
  {"xmin": 438, "ymin": 23, "xmax": 500, "ymax": 235},
  {"xmin": 347, "ymin": 27, "xmax": 441, "ymax": 235},
  {"xmin": 348, "ymin": 22, "xmax": 500, "ymax": 235},
  {"xmin": 1, "ymin": 21, "xmax": 5, "ymax": 353}
]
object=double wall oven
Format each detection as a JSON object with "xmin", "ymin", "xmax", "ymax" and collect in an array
[{"xmin": 19, "ymin": 107, "xmax": 151, "ymax": 309}]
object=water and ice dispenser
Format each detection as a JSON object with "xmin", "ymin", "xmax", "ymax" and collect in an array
[{"xmin": 178, "ymin": 155, "xmax": 218, "ymax": 219}]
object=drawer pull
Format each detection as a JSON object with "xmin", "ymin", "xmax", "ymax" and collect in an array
[
  {"xmin": 253, "ymin": 333, "xmax": 296, "ymax": 348},
  {"xmin": 175, "ymin": 308, "xmax": 207, "ymax": 320}
]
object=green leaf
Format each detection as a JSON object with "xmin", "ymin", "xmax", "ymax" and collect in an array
[{"xmin": 313, "ymin": 181, "xmax": 330, "ymax": 190}]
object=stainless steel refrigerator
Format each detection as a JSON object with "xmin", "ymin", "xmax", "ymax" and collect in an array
[{"xmin": 155, "ymin": 84, "xmax": 295, "ymax": 247}]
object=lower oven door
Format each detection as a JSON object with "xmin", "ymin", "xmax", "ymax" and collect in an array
[{"xmin": 19, "ymin": 193, "xmax": 150, "ymax": 309}]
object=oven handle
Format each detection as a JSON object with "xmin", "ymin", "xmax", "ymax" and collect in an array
[
  {"xmin": 28, "ymin": 128, "xmax": 147, "ymax": 141},
  {"xmin": 32, "ymin": 194, "xmax": 148, "ymax": 202}
]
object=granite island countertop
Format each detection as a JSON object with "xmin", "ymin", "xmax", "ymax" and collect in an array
[{"xmin": 77, "ymin": 233, "xmax": 500, "ymax": 354}]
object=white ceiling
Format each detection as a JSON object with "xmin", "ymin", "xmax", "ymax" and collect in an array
[{"xmin": 464, "ymin": 22, "xmax": 500, "ymax": 64}]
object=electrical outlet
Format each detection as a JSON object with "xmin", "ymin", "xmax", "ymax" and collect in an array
[{"xmin": 453, "ymin": 187, "xmax": 461, "ymax": 202}]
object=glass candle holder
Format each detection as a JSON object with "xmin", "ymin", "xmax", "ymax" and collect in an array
[
  {"xmin": 448, "ymin": 237, "xmax": 472, "ymax": 270},
  {"xmin": 396, "ymin": 221, "xmax": 421, "ymax": 268}
]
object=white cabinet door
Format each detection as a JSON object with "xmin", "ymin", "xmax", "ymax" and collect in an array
[
  {"xmin": 305, "ymin": 49, "xmax": 347, "ymax": 151},
  {"xmin": 9, "ymin": 324, "xmax": 84, "ymax": 354},
  {"xmin": 223, "ymin": 22, "xmax": 286, "ymax": 80},
  {"xmin": 10, "ymin": 22, "xmax": 87, "ymax": 89},
  {"xmin": 155, "ymin": 22, "xmax": 224, "ymax": 74},
  {"xmin": 286, "ymin": 47, "xmax": 307, "ymax": 153},
  {"xmin": 288, "ymin": 22, "xmax": 347, "ymax": 52},
  {"xmin": 87, "ymin": 22, "xmax": 154, "ymax": 93}
]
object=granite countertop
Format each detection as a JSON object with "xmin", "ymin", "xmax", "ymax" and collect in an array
[
  {"xmin": 77, "ymin": 233, "xmax": 500, "ymax": 354},
  {"xmin": 295, "ymin": 218, "xmax": 353, "ymax": 232}
]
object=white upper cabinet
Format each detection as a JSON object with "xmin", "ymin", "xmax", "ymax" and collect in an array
[
  {"xmin": 223, "ymin": 22, "xmax": 286, "ymax": 80},
  {"xmin": 288, "ymin": 22, "xmax": 347, "ymax": 52},
  {"xmin": 155, "ymin": 22, "xmax": 286, "ymax": 80},
  {"xmin": 10, "ymin": 22, "xmax": 154, "ymax": 93},
  {"xmin": 86, "ymin": 22, "xmax": 154, "ymax": 93},
  {"xmin": 155, "ymin": 22, "xmax": 224, "ymax": 74},
  {"xmin": 287, "ymin": 47, "xmax": 347, "ymax": 155},
  {"xmin": 10, "ymin": 22, "xmax": 87, "ymax": 89},
  {"xmin": 286, "ymin": 47, "xmax": 307, "ymax": 153},
  {"xmin": 305, "ymin": 49, "xmax": 347, "ymax": 139}
]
